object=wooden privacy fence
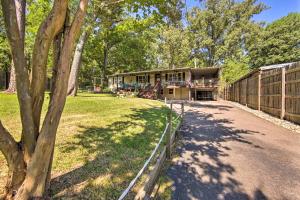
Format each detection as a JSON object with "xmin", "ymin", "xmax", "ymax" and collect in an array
[
  {"xmin": 224, "ymin": 62, "xmax": 300, "ymax": 124},
  {"xmin": 118, "ymin": 102, "xmax": 184, "ymax": 200}
]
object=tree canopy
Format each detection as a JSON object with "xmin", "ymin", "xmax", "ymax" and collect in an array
[
  {"xmin": 1, "ymin": 0, "xmax": 299, "ymax": 87},
  {"xmin": 247, "ymin": 12, "xmax": 300, "ymax": 68}
]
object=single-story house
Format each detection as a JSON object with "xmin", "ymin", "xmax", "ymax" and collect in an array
[{"xmin": 108, "ymin": 67, "xmax": 220, "ymax": 100}]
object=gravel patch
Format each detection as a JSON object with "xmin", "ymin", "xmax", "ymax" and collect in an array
[{"xmin": 225, "ymin": 100, "xmax": 300, "ymax": 134}]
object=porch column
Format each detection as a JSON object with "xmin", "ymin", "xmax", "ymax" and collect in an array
[
  {"xmin": 174, "ymin": 88, "xmax": 176, "ymax": 100},
  {"xmin": 180, "ymin": 87, "xmax": 182, "ymax": 100},
  {"xmin": 189, "ymin": 88, "xmax": 191, "ymax": 101},
  {"xmin": 195, "ymin": 89, "xmax": 197, "ymax": 101}
]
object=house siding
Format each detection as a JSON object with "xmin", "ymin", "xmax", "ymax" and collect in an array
[{"xmin": 163, "ymin": 88, "xmax": 189, "ymax": 100}]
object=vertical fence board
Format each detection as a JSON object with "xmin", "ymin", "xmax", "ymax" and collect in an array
[
  {"xmin": 247, "ymin": 72, "xmax": 259, "ymax": 110},
  {"xmin": 285, "ymin": 62, "xmax": 300, "ymax": 124},
  {"xmin": 240, "ymin": 79, "xmax": 247, "ymax": 105},
  {"xmin": 260, "ymin": 68, "xmax": 282, "ymax": 118}
]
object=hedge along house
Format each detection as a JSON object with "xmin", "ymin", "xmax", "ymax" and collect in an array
[{"xmin": 108, "ymin": 67, "xmax": 220, "ymax": 100}]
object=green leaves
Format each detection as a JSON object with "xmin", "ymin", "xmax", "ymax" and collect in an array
[
  {"xmin": 0, "ymin": 4, "xmax": 10, "ymax": 71},
  {"xmin": 221, "ymin": 57, "xmax": 250, "ymax": 84},
  {"xmin": 189, "ymin": 0, "xmax": 266, "ymax": 67},
  {"xmin": 157, "ymin": 24, "xmax": 191, "ymax": 69},
  {"xmin": 247, "ymin": 13, "xmax": 300, "ymax": 67}
]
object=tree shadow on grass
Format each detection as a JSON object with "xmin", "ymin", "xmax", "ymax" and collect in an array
[
  {"xmin": 50, "ymin": 106, "xmax": 170, "ymax": 199},
  {"xmin": 166, "ymin": 102, "xmax": 268, "ymax": 200}
]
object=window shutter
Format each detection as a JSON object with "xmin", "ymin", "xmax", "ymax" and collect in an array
[
  {"xmin": 122, "ymin": 76, "xmax": 124, "ymax": 84},
  {"xmin": 136, "ymin": 76, "xmax": 138, "ymax": 83},
  {"xmin": 165, "ymin": 74, "xmax": 168, "ymax": 81},
  {"xmin": 183, "ymin": 72, "xmax": 185, "ymax": 80},
  {"xmin": 148, "ymin": 75, "xmax": 150, "ymax": 83}
]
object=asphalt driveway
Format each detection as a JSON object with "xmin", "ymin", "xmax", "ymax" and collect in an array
[{"xmin": 166, "ymin": 101, "xmax": 300, "ymax": 200}]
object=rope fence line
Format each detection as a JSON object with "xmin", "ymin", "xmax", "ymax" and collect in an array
[
  {"xmin": 118, "ymin": 123, "xmax": 170, "ymax": 200},
  {"xmin": 118, "ymin": 102, "xmax": 184, "ymax": 200},
  {"xmin": 173, "ymin": 114, "xmax": 181, "ymax": 122}
]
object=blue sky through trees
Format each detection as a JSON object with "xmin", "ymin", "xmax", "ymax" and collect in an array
[{"xmin": 185, "ymin": 0, "xmax": 300, "ymax": 23}]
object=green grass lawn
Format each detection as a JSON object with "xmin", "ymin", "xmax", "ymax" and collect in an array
[{"xmin": 0, "ymin": 93, "xmax": 171, "ymax": 199}]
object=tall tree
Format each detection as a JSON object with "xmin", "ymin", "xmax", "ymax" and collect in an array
[
  {"xmin": 157, "ymin": 25, "xmax": 191, "ymax": 69},
  {"xmin": 67, "ymin": 0, "xmax": 142, "ymax": 93},
  {"xmin": 67, "ymin": 29, "xmax": 89, "ymax": 96},
  {"xmin": 189, "ymin": 0, "xmax": 266, "ymax": 66},
  {"xmin": 154, "ymin": 0, "xmax": 192, "ymax": 69},
  {"xmin": 67, "ymin": 0, "xmax": 120, "ymax": 95},
  {"xmin": 0, "ymin": 0, "xmax": 88, "ymax": 199}
]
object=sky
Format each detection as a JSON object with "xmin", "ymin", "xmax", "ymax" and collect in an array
[{"xmin": 185, "ymin": 0, "xmax": 300, "ymax": 23}]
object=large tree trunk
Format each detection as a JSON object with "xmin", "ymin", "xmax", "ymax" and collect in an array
[
  {"xmin": 0, "ymin": 0, "xmax": 88, "ymax": 199},
  {"xmin": 6, "ymin": 61, "xmax": 16, "ymax": 93},
  {"xmin": 67, "ymin": 30, "xmax": 89, "ymax": 96},
  {"xmin": 18, "ymin": 2, "xmax": 87, "ymax": 198},
  {"xmin": 101, "ymin": 44, "xmax": 109, "ymax": 88}
]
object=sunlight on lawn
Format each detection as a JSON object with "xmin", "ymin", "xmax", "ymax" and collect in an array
[{"xmin": 0, "ymin": 93, "xmax": 169, "ymax": 199}]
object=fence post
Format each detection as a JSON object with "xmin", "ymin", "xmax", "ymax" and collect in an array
[
  {"xmin": 166, "ymin": 103, "xmax": 172, "ymax": 159},
  {"xmin": 181, "ymin": 103, "xmax": 184, "ymax": 116},
  {"xmin": 258, "ymin": 71, "xmax": 262, "ymax": 111},
  {"xmin": 281, "ymin": 67, "xmax": 286, "ymax": 119}
]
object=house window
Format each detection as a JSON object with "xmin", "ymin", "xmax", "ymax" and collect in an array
[
  {"xmin": 118, "ymin": 76, "xmax": 123, "ymax": 84},
  {"xmin": 114, "ymin": 77, "xmax": 118, "ymax": 85},
  {"xmin": 169, "ymin": 89, "xmax": 173, "ymax": 94},
  {"xmin": 178, "ymin": 73, "xmax": 182, "ymax": 81},
  {"xmin": 169, "ymin": 73, "xmax": 176, "ymax": 81},
  {"xmin": 137, "ymin": 75, "xmax": 146, "ymax": 84},
  {"xmin": 168, "ymin": 73, "xmax": 182, "ymax": 81}
]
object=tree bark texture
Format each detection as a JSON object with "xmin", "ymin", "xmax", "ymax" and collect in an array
[
  {"xmin": 0, "ymin": 0, "xmax": 89, "ymax": 199},
  {"xmin": 2, "ymin": 0, "xmax": 36, "ymax": 164},
  {"xmin": 6, "ymin": 61, "xmax": 16, "ymax": 93},
  {"xmin": 67, "ymin": 29, "xmax": 89, "ymax": 96},
  {"xmin": 0, "ymin": 121, "xmax": 26, "ymax": 199}
]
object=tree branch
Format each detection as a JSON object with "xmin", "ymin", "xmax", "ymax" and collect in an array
[
  {"xmin": 30, "ymin": 0, "xmax": 69, "ymax": 137},
  {"xmin": 1, "ymin": 0, "xmax": 36, "ymax": 161},
  {"xmin": 0, "ymin": 121, "xmax": 19, "ymax": 167},
  {"xmin": 0, "ymin": 121, "xmax": 26, "ymax": 198}
]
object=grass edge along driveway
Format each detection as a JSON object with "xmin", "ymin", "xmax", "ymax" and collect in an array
[{"xmin": 0, "ymin": 93, "xmax": 171, "ymax": 199}]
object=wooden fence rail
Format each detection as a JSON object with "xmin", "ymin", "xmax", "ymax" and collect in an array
[
  {"xmin": 118, "ymin": 102, "xmax": 184, "ymax": 200},
  {"xmin": 223, "ymin": 62, "xmax": 300, "ymax": 125}
]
